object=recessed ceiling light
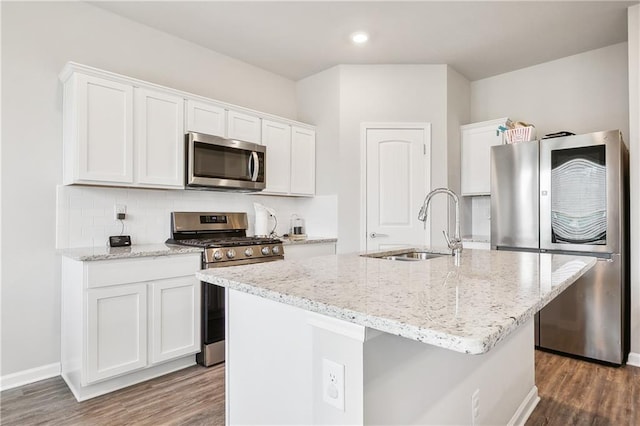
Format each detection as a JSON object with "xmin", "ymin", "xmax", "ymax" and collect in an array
[{"xmin": 351, "ymin": 31, "xmax": 369, "ymax": 44}]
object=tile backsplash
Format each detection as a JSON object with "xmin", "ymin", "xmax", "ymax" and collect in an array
[{"xmin": 56, "ymin": 185, "xmax": 337, "ymax": 249}]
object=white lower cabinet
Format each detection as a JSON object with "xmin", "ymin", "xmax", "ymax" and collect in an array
[
  {"xmin": 86, "ymin": 283, "xmax": 148, "ymax": 384},
  {"xmin": 61, "ymin": 253, "xmax": 201, "ymax": 401},
  {"xmin": 149, "ymin": 277, "xmax": 200, "ymax": 364}
]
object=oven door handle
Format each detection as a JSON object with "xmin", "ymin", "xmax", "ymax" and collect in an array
[{"xmin": 250, "ymin": 151, "xmax": 259, "ymax": 182}]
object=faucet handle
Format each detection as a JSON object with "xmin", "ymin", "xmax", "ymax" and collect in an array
[{"xmin": 442, "ymin": 230, "xmax": 463, "ymax": 255}]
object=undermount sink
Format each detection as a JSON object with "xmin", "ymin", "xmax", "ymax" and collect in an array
[{"xmin": 363, "ymin": 249, "xmax": 449, "ymax": 262}]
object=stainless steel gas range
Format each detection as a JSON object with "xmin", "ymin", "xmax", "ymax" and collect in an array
[{"xmin": 166, "ymin": 211, "xmax": 284, "ymax": 366}]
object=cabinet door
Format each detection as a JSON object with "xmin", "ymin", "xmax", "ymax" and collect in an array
[
  {"xmin": 461, "ymin": 122, "xmax": 505, "ymax": 195},
  {"xmin": 186, "ymin": 99, "xmax": 226, "ymax": 136},
  {"xmin": 290, "ymin": 127, "xmax": 316, "ymax": 195},
  {"xmin": 75, "ymin": 74, "xmax": 134, "ymax": 184},
  {"xmin": 86, "ymin": 283, "xmax": 147, "ymax": 384},
  {"xmin": 149, "ymin": 276, "xmax": 201, "ymax": 364},
  {"xmin": 135, "ymin": 88, "xmax": 185, "ymax": 188},
  {"xmin": 262, "ymin": 120, "xmax": 291, "ymax": 194},
  {"xmin": 227, "ymin": 110, "xmax": 261, "ymax": 143}
]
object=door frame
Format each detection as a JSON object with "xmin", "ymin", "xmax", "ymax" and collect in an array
[{"xmin": 360, "ymin": 122, "xmax": 432, "ymax": 251}]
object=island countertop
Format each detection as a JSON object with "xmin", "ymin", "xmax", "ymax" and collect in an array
[{"xmin": 196, "ymin": 248, "xmax": 596, "ymax": 355}]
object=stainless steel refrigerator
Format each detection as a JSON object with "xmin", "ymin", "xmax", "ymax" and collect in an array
[{"xmin": 490, "ymin": 130, "xmax": 629, "ymax": 365}]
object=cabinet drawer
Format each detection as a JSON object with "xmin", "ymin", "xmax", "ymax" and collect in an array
[{"xmin": 86, "ymin": 254, "xmax": 201, "ymax": 288}]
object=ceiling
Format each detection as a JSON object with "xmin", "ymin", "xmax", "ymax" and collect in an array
[{"xmin": 91, "ymin": 1, "xmax": 637, "ymax": 82}]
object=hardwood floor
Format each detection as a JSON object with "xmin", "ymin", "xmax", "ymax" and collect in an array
[
  {"xmin": 526, "ymin": 351, "xmax": 640, "ymax": 426},
  {"xmin": 0, "ymin": 364, "xmax": 225, "ymax": 425},
  {"xmin": 1, "ymin": 351, "xmax": 638, "ymax": 425}
]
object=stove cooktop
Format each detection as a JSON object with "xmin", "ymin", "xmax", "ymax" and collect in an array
[{"xmin": 167, "ymin": 236, "xmax": 281, "ymax": 248}]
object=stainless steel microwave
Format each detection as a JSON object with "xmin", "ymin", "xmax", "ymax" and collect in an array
[{"xmin": 185, "ymin": 132, "xmax": 266, "ymax": 192}]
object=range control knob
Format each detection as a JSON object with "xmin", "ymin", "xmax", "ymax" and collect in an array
[
  {"xmin": 272, "ymin": 246, "xmax": 281, "ymax": 255},
  {"xmin": 213, "ymin": 250, "xmax": 223, "ymax": 261},
  {"xmin": 226, "ymin": 249, "xmax": 236, "ymax": 259},
  {"xmin": 261, "ymin": 246, "xmax": 271, "ymax": 255},
  {"xmin": 244, "ymin": 247, "xmax": 254, "ymax": 257}
]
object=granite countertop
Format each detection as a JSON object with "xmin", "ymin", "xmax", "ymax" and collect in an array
[
  {"xmin": 279, "ymin": 236, "xmax": 338, "ymax": 245},
  {"xmin": 196, "ymin": 248, "xmax": 596, "ymax": 355},
  {"xmin": 59, "ymin": 243, "xmax": 203, "ymax": 261}
]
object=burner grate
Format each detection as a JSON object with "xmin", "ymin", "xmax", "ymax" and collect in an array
[{"xmin": 168, "ymin": 236, "xmax": 281, "ymax": 248}]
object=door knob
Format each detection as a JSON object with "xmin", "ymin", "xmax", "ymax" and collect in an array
[{"xmin": 370, "ymin": 232, "xmax": 389, "ymax": 238}]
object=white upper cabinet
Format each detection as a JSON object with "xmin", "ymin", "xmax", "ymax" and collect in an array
[
  {"xmin": 60, "ymin": 63, "xmax": 315, "ymax": 195},
  {"xmin": 460, "ymin": 118, "xmax": 511, "ymax": 195},
  {"xmin": 185, "ymin": 99, "xmax": 226, "ymax": 137},
  {"xmin": 262, "ymin": 120, "xmax": 292, "ymax": 194},
  {"xmin": 290, "ymin": 127, "xmax": 316, "ymax": 196},
  {"xmin": 135, "ymin": 88, "xmax": 184, "ymax": 188},
  {"xmin": 64, "ymin": 73, "xmax": 134, "ymax": 185},
  {"xmin": 227, "ymin": 110, "xmax": 261, "ymax": 143}
]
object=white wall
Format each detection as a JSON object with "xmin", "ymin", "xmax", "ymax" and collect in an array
[
  {"xmin": 0, "ymin": 1, "xmax": 325, "ymax": 378},
  {"xmin": 297, "ymin": 65, "xmax": 449, "ymax": 253},
  {"xmin": 471, "ymin": 43, "xmax": 629, "ymax": 139},
  {"xmin": 628, "ymin": 4, "xmax": 640, "ymax": 362},
  {"xmin": 296, "ymin": 67, "xmax": 341, "ymax": 196}
]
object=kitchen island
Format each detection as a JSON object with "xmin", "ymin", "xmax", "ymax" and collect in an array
[{"xmin": 197, "ymin": 248, "xmax": 596, "ymax": 425}]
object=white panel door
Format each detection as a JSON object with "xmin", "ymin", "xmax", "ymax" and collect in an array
[
  {"xmin": 185, "ymin": 99, "xmax": 226, "ymax": 136},
  {"xmin": 135, "ymin": 88, "xmax": 184, "ymax": 188},
  {"xmin": 227, "ymin": 110, "xmax": 261, "ymax": 143},
  {"xmin": 76, "ymin": 74, "xmax": 133, "ymax": 183},
  {"xmin": 149, "ymin": 277, "xmax": 200, "ymax": 364},
  {"xmin": 366, "ymin": 128, "xmax": 430, "ymax": 251},
  {"xmin": 86, "ymin": 283, "xmax": 147, "ymax": 384},
  {"xmin": 290, "ymin": 127, "xmax": 316, "ymax": 196},
  {"xmin": 262, "ymin": 120, "xmax": 291, "ymax": 194}
]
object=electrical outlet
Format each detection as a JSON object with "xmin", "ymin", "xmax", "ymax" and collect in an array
[
  {"xmin": 322, "ymin": 358, "xmax": 345, "ymax": 411},
  {"xmin": 114, "ymin": 204, "xmax": 127, "ymax": 220},
  {"xmin": 471, "ymin": 388, "xmax": 480, "ymax": 425}
]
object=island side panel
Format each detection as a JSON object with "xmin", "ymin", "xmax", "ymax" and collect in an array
[
  {"xmin": 227, "ymin": 289, "xmax": 368, "ymax": 425},
  {"xmin": 226, "ymin": 289, "xmax": 313, "ymax": 425},
  {"xmin": 363, "ymin": 319, "xmax": 538, "ymax": 425}
]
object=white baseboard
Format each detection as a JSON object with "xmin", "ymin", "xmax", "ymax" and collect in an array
[
  {"xmin": 508, "ymin": 386, "xmax": 540, "ymax": 426},
  {"xmin": 628, "ymin": 352, "xmax": 640, "ymax": 367},
  {"xmin": 0, "ymin": 363, "xmax": 61, "ymax": 391}
]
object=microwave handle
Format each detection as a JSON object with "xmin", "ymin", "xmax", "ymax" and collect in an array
[{"xmin": 250, "ymin": 151, "xmax": 259, "ymax": 182}]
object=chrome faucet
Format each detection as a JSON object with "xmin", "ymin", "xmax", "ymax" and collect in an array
[{"xmin": 418, "ymin": 187, "xmax": 463, "ymax": 257}]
